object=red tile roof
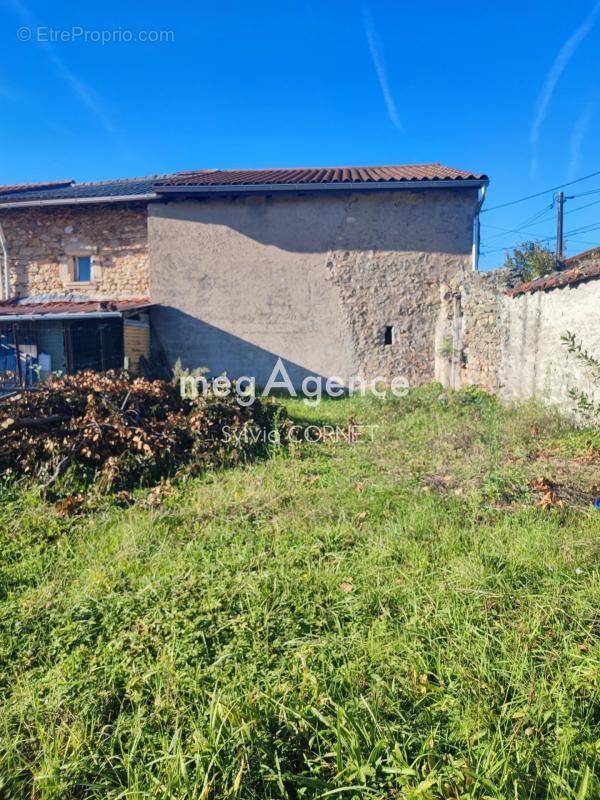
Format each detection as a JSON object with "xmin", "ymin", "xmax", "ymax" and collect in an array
[
  {"xmin": 0, "ymin": 180, "xmax": 74, "ymax": 196},
  {"xmin": 508, "ymin": 262, "xmax": 600, "ymax": 296},
  {"xmin": 0, "ymin": 164, "xmax": 488, "ymax": 206},
  {"xmin": 0, "ymin": 297, "xmax": 152, "ymax": 317},
  {"xmin": 563, "ymin": 245, "xmax": 600, "ymax": 265},
  {"xmin": 156, "ymin": 163, "xmax": 487, "ymax": 189}
]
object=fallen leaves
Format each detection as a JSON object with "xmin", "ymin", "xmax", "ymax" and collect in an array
[
  {"xmin": 531, "ymin": 477, "xmax": 566, "ymax": 509},
  {"xmin": 529, "ymin": 476, "xmax": 599, "ymax": 510}
]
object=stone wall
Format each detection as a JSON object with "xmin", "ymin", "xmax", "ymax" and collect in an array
[
  {"xmin": 435, "ymin": 268, "xmax": 516, "ymax": 391},
  {"xmin": 0, "ymin": 202, "xmax": 149, "ymax": 300},
  {"xmin": 436, "ymin": 264, "xmax": 600, "ymax": 412},
  {"xmin": 149, "ymin": 189, "xmax": 478, "ymax": 387}
]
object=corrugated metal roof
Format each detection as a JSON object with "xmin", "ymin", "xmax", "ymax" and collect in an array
[
  {"xmin": 508, "ymin": 262, "xmax": 600, "ymax": 296},
  {"xmin": 155, "ymin": 163, "xmax": 487, "ymax": 188},
  {"xmin": 0, "ymin": 176, "xmax": 170, "ymax": 205},
  {"xmin": 0, "ymin": 297, "xmax": 152, "ymax": 317}
]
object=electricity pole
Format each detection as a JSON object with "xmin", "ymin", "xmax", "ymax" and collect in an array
[{"xmin": 556, "ymin": 191, "xmax": 564, "ymax": 268}]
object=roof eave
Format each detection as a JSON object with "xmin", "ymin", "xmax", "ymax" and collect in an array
[
  {"xmin": 0, "ymin": 311, "xmax": 123, "ymax": 321},
  {"xmin": 0, "ymin": 193, "xmax": 158, "ymax": 209},
  {"xmin": 0, "ymin": 301, "xmax": 154, "ymax": 321},
  {"xmin": 155, "ymin": 178, "xmax": 489, "ymax": 195}
]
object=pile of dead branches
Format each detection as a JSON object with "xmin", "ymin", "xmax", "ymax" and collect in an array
[{"xmin": 0, "ymin": 371, "xmax": 288, "ymax": 493}]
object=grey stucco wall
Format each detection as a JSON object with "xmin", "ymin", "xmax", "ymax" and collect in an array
[
  {"xmin": 501, "ymin": 280, "xmax": 600, "ymax": 408},
  {"xmin": 149, "ymin": 189, "xmax": 477, "ymax": 387}
]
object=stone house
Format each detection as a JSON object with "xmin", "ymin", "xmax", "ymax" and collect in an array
[
  {"xmin": 0, "ymin": 164, "xmax": 488, "ymax": 388},
  {"xmin": 0, "ymin": 177, "xmax": 157, "ymax": 385}
]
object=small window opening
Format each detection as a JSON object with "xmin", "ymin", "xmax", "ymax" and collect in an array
[
  {"xmin": 384, "ymin": 325, "xmax": 394, "ymax": 346},
  {"xmin": 75, "ymin": 255, "xmax": 91, "ymax": 282}
]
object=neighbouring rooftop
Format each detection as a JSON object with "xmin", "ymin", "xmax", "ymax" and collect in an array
[
  {"xmin": 0, "ymin": 181, "xmax": 74, "ymax": 195},
  {"xmin": 508, "ymin": 255, "xmax": 600, "ymax": 297},
  {"xmin": 0, "ymin": 176, "xmax": 173, "ymax": 206}
]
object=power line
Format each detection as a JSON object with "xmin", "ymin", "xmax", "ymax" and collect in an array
[
  {"xmin": 480, "ymin": 202, "xmax": 555, "ymax": 243},
  {"xmin": 481, "ymin": 224, "xmax": 600, "ymax": 255},
  {"xmin": 481, "ymin": 178, "xmax": 600, "ymax": 261},
  {"xmin": 482, "ymin": 221, "xmax": 554, "ymax": 241},
  {"xmin": 563, "ymin": 237, "xmax": 600, "ymax": 246},
  {"xmin": 569, "ymin": 185, "xmax": 600, "ymax": 199},
  {"xmin": 564, "ymin": 222, "xmax": 600, "ymax": 236},
  {"xmin": 564, "ymin": 197, "xmax": 600, "ymax": 215},
  {"xmin": 518, "ymin": 204, "xmax": 555, "ymax": 227},
  {"xmin": 481, "ymin": 169, "xmax": 600, "ymax": 213},
  {"xmin": 482, "ymin": 205, "xmax": 556, "ymax": 241}
]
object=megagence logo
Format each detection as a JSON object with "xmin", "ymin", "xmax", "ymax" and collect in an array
[{"xmin": 180, "ymin": 357, "xmax": 409, "ymax": 406}]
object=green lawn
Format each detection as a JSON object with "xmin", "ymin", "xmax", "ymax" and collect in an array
[{"xmin": 0, "ymin": 387, "xmax": 598, "ymax": 799}]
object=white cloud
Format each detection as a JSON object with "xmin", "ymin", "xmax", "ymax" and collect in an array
[
  {"xmin": 530, "ymin": 1, "xmax": 600, "ymax": 176},
  {"xmin": 568, "ymin": 101, "xmax": 595, "ymax": 178},
  {"xmin": 362, "ymin": 2, "xmax": 405, "ymax": 133},
  {"xmin": 8, "ymin": 0, "xmax": 114, "ymax": 134}
]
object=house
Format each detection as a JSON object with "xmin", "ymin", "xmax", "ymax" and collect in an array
[
  {"xmin": 0, "ymin": 177, "xmax": 159, "ymax": 388},
  {"xmin": 0, "ymin": 163, "xmax": 488, "ymax": 389}
]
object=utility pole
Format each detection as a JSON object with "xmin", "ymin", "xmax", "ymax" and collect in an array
[{"xmin": 556, "ymin": 191, "xmax": 564, "ymax": 268}]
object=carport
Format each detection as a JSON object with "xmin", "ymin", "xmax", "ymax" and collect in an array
[{"xmin": 0, "ymin": 298, "xmax": 152, "ymax": 391}]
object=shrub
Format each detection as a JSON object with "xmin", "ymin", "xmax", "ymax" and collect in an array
[{"xmin": 561, "ymin": 332, "xmax": 600, "ymax": 423}]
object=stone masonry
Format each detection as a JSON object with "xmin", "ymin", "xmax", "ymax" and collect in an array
[
  {"xmin": 435, "ymin": 268, "xmax": 518, "ymax": 392},
  {"xmin": 0, "ymin": 202, "xmax": 149, "ymax": 300}
]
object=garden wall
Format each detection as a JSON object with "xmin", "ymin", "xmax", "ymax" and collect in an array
[{"xmin": 436, "ymin": 261, "xmax": 600, "ymax": 411}]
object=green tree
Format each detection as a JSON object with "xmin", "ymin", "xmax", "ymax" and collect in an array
[{"xmin": 503, "ymin": 241, "xmax": 556, "ymax": 282}]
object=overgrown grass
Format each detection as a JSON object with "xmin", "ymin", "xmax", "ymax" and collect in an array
[{"xmin": 0, "ymin": 387, "xmax": 598, "ymax": 799}]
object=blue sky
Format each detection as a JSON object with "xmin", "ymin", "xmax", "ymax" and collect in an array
[{"xmin": 2, "ymin": 0, "xmax": 600, "ymax": 268}]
